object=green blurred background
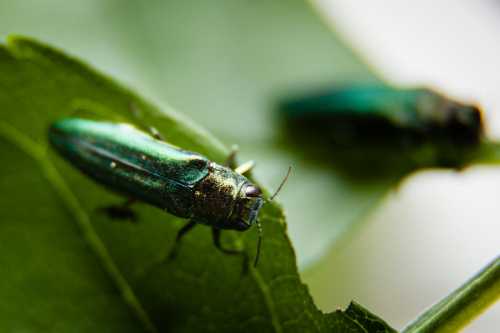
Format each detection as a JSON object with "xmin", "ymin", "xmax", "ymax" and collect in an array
[{"xmin": 1, "ymin": 0, "xmax": 498, "ymax": 331}]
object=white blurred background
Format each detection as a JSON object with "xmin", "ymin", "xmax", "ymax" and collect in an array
[{"xmin": 307, "ymin": 0, "xmax": 500, "ymax": 331}]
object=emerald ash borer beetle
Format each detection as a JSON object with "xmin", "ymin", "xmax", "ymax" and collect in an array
[
  {"xmin": 280, "ymin": 84, "xmax": 484, "ymax": 168},
  {"xmin": 49, "ymin": 118, "xmax": 290, "ymax": 267}
]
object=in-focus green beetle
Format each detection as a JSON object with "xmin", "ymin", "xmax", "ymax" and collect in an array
[
  {"xmin": 49, "ymin": 118, "xmax": 290, "ymax": 266},
  {"xmin": 280, "ymin": 84, "xmax": 484, "ymax": 169}
]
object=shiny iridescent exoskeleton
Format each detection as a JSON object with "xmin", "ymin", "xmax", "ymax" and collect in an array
[
  {"xmin": 280, "ymin": 84, "xmax": 484, "ymax": 168},
  {"xmin": 49, "ymin": 118, "xmax": 264, "ymax": 261}
]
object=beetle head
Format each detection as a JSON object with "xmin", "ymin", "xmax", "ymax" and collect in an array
[
  {"xmin": 229, "ymin": 183, "xmax": 264, "ymax": 231},
  {"xmin": 444, "ymin": 101, "xmax": 483, "ymax": 145},
  {"xmin": 226, "ymin": 166, "xmax": 291, "ymax": 267}
]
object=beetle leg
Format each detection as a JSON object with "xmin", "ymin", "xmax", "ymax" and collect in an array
[
  {"xmin": 168, "ymin": 219, "xmax": 197, "ymax": 260},
  {"xmin": 128, "ymin": 102, "xmax": 166, "ymax": 141},
  {"xmin": 211, "ymin": 228, "xmax": 242, "ymax": 255},
  {"xmin": 100, "ymin": 198, "xmax": 137, "ymax": 221},
  {"xmin": 224, "ymin": 145, "xmax": 239, "ymax": 169},
  {"xmin": 148, "ymin": 126, "xmax": 165, "ymax": 141},
  {"xmin": 212, "ymin": 228, "xmax": 249, "ymax": 272},
  {"xmin": 234, "ymin": 160, "xmax": 255, "ymax": 175},
  {"xmin": 225, "ymin": 145, "xmax": 255, "ymax": 175}
]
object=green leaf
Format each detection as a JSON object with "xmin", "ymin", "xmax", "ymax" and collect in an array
[
  {"xmin": 342, "ymin": 302, "xmax": 397, "ymax": 333},
  {"xmin": 0, "ymin": 36, "xmax": 396, "ymax": 332},
  {"xmin": 103, "ymin": 0, "xmax": 390, "ymax": 268},
  {"xmin": 403, "ymin": 256, "xmax": 500, "ymax": 333},
  {"xmin": 0, "ymin": 0, "xmax": 392, "ymax": 268}
]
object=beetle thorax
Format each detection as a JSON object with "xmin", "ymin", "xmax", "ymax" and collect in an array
[{"xmin": 191, "ymin": 162, "xmax": 245, "ymax": 227}]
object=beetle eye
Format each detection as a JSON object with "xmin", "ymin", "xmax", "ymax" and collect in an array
[{"xmin": 245, "ymin": 185, "xmax": 261, "ymax": 197}]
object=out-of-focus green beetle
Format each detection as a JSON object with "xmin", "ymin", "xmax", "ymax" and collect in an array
[{"xmin": 279, "ymin": 84, "xmax": 484, "ymax": 170}]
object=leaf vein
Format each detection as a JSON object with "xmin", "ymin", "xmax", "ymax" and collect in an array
[{"xmin": 0, "ymin": 122, "xmax": 158, "ymax": 333}]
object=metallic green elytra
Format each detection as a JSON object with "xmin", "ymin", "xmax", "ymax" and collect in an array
[
  {"xmin": 49, "ymin": 118, "xmax": 286, "ymax": 266},
  {"xmin": 280, "ymin": 84, "xmax": 484, "ymax": 148}
]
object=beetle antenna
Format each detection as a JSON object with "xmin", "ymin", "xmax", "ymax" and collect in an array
[
  {"xmin": 254, "ymin": 166, "xmax": 290, "ymax": 267},
  {"xmin": 269, "ymin": 166, "xmax": 292, "ymax": 201},
  {"xmin": 254, "ymin": 220, "xmax": 263, "ymax": 267}
]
